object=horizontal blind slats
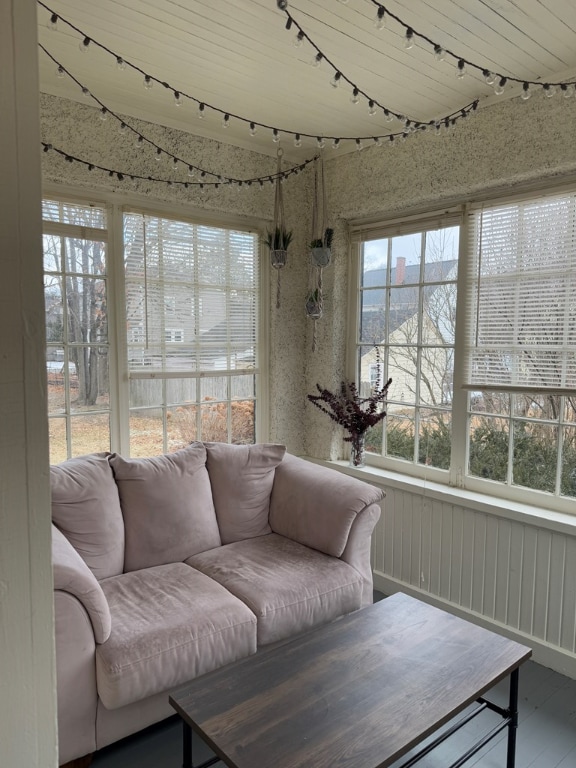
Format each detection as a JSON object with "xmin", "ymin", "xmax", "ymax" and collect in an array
[{"xmin": 465, "ymin": 192, "xmax": 576, "ymax": 392}]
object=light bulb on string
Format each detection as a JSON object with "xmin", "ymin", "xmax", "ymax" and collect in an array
[
  {"xmin": 99, "ymin": 108, "xmax": 108, "ymax": 121},
  {"xmin": 332, "ymin": 138, "xmax": 340, "ymax": 149},
  {"xmin": 368, "ymin": 100, "xmax": 377, "ymax": 116},
  {"xmin": 521, "ymin": 82, "xmax": 531, "ymax": 101},
  {"xmin": 79, "ymin": 36, "xmax": 90, "ymax": 53},
  {"xmin": 330, "ymin": 71, "xmax": 342, "ymax": 88},
  {"xmin": 562, "ymin": 84, "xmax": 575, "ymax": 99},
  {"xmin": 48, "ymin": 13, "xmax": 58, "ymax": 31},
  {"xmin": 173, "ymin": 157, "xmax": 179, "ymax": 168},
  {"xmin": 118, "ymin": 122, "xmax": 127, "ymax": 135},
  {"xmin": 483, "ymin": 70, "xmax": 496, "ymax": 86},
  {"xmin": 373, "ymin": 136, "xmax": 382, "ymax": 147},
  {"xmin": 434, "ymin": 45, "xmax": 445, "ymax": 62},
  {"xmin": 317, "ymin": 137, "xmax": 325, "ymax": 149},
  {"xmin": 187, "ymin": 165, "xmax": 195, "ymax": 177},
  {"xmin": 350, "ymin": 87, "xmax": 360, "ymax": 105},
  {"xmin": 356, "ymin": 139, "xmax": 363, "ymax": 151},
  {"xmin": 56, "ymin": 65, "xmax": 65, "ymax": 79},
  {"xmin": 404, "ymin": 28, "xmax": 414, "ymax": 50},
  {"xmin": 312, "ymin": 52, "xmax": 323, "ymax": 68},
  {"xmin": 143, "ymin": 75, "xmax": 153, "ymax": 90},
  {"xmin": 174, "ymin": 91, "xmax": 182, "ymax": 107},
  {"xmin": 116, "ymin": 57, "xmax": 126, "ymax": 71},
  {"xmin": 294, "ymin": 134, "xmax": 302, "ymax": 148},
  {"xmin": 456, "ymin": 59, "xmax": 466, "ymax": 79},
  {"xmin": 272, "ymin": 128, "xmax": 280, "ymax": 143},
  {"xmin": 249, "ymin": 122, "xmax": 257, "ymax": 136},
  {"xmin": 81, "ymin": 87, "xmax": 90, "ymax": 98},
  {"xmin": 197, "ymin": 103, "xmax": 205, "ymax": 119},
  {"xmin": 383, "ymin": 109, "xmax": 393, "ymax": 123},
  {"xmin": 494, "ymin": 76, "xmax": 507, "ymax": 96},
  {"xmin": 294, "ymin": 31, "xmax": 304, "ymax": 48},
  {"xmin": 155, "ymin": 148, "xmax": 162, "ymax": 162},
  {"xmin": 222, "ymin": 113, "xmax": 230, "ymax": 128},
  {"xmin": 544, "ymin": 84, "xmax": 556, "ymax": 98},
  {"xmin": 375, "ymin": 7, "xmax": 385, "ymax": 30}
]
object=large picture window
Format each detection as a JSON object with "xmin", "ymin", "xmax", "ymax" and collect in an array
[
  {"xmin": 352, "ymin": 191, "xmax": 576, "ymax": 513},
  {"xmin": 43, "ymin": 199, "xmax": 263, "ymax": 463}
]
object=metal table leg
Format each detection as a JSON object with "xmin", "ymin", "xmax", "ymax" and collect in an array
[
  {"xmin": 506, "ymin": 668, "xmax": 519, "ymax": 768},
  {"xmin": 182, "ymin": 720, "xmax": 192, "ymax": 768}
]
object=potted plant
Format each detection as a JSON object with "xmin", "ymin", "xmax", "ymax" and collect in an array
[
  {"xmin": 265, "ymin": 226, "xmax": 293, "ymax": 269},
  {"xmin": 310, "ymin": 227, "xmax": 333, "ymax": 267}
]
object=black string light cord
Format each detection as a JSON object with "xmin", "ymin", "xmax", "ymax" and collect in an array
[
  {"xmin": 38, "ymin": 0, "xmax": 478, "ymax": 147},
  {"xmin": 41, "ymin": 139, "xmax": 316, "ymax": 190},
  {"xmin": 370, "ymin": 1, "xmax": 576, "ymax": 97},
  {"xmin": 39, "ymin": 44, "xmax": 314, "ymax": 186}
]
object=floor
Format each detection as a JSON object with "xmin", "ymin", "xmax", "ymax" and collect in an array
[{"xmin": 92, "ymin": 595, "xmax": 576, "ymax": 768}]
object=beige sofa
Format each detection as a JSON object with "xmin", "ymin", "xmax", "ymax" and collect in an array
[{"xmin": 51, "ymin": 442, "xmax": 384, "ymax": 765}]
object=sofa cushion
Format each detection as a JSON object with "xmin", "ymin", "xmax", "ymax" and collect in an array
[
  {"xmin": 96, "ymin": 563, "xmax": 257, "ymax": 709},
  {"xmin": 109, "ymin": 444, "xmax": 221, "ymax": 572},
  {"xmin": 204, "ymin": 442, "xmax": 286, "ymax": 544},
  {"xmin": 51, "ymin": 452, "xmax": 125, "ymax": 580},
  {"xmin": 187, "ymin": 533, "xmax": 363, "ymax": 646}
]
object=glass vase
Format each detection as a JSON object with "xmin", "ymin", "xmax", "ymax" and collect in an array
[{"xmin": 349, "ymin": 432, "xmax": 366, "ymax": 468}]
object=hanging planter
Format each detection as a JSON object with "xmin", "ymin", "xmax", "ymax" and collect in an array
[
  {"xmin": 305, "ymin": 288, "xmax": 323, "ymax": 320},
  {"xmin": 310, "ymin": 227, "xmax": 334, "ymax": 267},
  {"xmin": 265, "ymin": 149, "xmax": 291, "ymax": 308},
  {"xmin": 265, "ymin": 226, "xmax": 293, "ymax": 270}
]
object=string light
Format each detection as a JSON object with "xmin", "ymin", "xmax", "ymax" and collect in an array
[
  {"xmin": 350, "ymin": 87, "xmax": 360, "ymax": 104},
  {"xmin": 312, "ymin": 52, "xmax": 323, "ymax": 67},
  {"xmin": 249, "ymin": 122, "xmax": 257, "ymax": 136},
  {"xmin": 375, "ymin": 7, "xmax": 385, "ymax": 30},
  {"xmin": 404, "ymin": 28, "xmax": 414, "ymax": 50},
  {"xmin": 48, "ymin": 12, "xmax": 58, "ymax": 30},
  {"xmin": 38, "ymin": 1, "xmax": 485, "ymax": 150},
  {"xmin": 456, "ymin": 59, "xmax": 466, "ymax": 79},
  {"xmin": 369, "ymin": 2, "xmax": 576, "ymax": 97},
  {"xmin": 116, "ymin": 56, "xmax": 126, "ymax": 71},
  {"xmin": 174, "ymin": 91, "xmax": 182, "ymax": 107},
  {"xmin": 79, "ymin": 36, "xmax": 90, "ymax": 53}
]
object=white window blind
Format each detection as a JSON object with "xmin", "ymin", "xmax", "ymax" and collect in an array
[
  {"xmin": 124, "ymin": 213, "xmax": 258, "ymax": 376},
  {"xmin": 464, "ymin": 193, "xmax": 576, "ymax": 393}
]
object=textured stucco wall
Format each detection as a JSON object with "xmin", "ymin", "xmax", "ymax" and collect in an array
[
  {"xmin": 40, "ymin": 93, "xmax": 313, "ymax": 455},
  {"xmin": 305, "ymin": 93, "xmax": 576, "ymax": 461}
]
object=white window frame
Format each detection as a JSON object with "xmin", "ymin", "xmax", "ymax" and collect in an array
[
  {"xmin": 42, "ymin": 188, "xmax": 270, "ymax": 457},
  {"xmin": 349, "ymin": 196, "xmax": 576, "ymax": 517}
]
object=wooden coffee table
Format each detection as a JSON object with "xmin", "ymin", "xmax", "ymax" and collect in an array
[{"xmin": 169, "ymin": 593, "xmax": 531, "ymax": 768}]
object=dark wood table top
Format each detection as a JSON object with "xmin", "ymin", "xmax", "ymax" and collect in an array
[{"xmin": 170, "ymin": 593, "xmax": 532, "ymax": 768}]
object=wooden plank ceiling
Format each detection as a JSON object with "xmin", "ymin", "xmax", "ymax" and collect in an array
[{"xmin": 37, "ymin": 0, "xmax": 576, "ymax": 161}]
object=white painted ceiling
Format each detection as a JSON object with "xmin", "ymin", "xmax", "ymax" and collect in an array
[{"xmin": 37, "ymin": 0, "xmax": 576, "ymax": 163}]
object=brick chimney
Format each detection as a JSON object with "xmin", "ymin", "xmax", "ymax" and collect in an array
[{"xmin": 395, "ymin": 256, "xmax": 406, "ymax": 285}]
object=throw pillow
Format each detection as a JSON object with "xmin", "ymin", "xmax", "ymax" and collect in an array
[
  {"xmin": 51, "ymin": 452, "xmax": 125, "ymax": 580},
  {"xmin": 109, "ymin": 443, "xmax": 221, "ymax": 572},
  {"xmin": 204, "ymin": 442, "xmax": 286, "ymax": 544}
]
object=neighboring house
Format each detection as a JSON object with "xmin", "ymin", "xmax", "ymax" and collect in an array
[{"xmin": 360, "ymin": 258, "xmax": 457, "ymax": 410}]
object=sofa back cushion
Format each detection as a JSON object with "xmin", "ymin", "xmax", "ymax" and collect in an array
[
  {"xmin": 109, "ymin": 443, "xmax": 221, "ymax": 572},
  {"xmin": 51, "ymin": 452, "xmax": 125, "ymax": 580},
  {"xmin": 205, "ymin": 442, "xmax": 286, "ymax": 544}
]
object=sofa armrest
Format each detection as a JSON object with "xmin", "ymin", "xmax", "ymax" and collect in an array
[
  {"xmin": 269, "ymin": 454, "xmax": 384, "ymax": 558},
  {"xmin": 52, "ymin": 523, "xmax": 112, "ymax": 643}
]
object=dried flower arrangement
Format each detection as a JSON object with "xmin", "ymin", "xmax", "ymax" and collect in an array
[{"xmin": 308, "ymin": 374, "xmax": 392, "ymax": 466}]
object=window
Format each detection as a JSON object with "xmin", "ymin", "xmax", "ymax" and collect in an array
[
  {"xmin": 43, "ymin": 200, "xmax": 110, "ymax": 463},
  {"xmin": 352, "ymin": 192, "xmax": 576, "ymax": 512},
  {"xmin": 43, "ymin": 198, "xmax": 264, "ymax": 462},
  {"xmin": 124, "ymin": 212, "xmax": 259, "ymax": 456},
  {"xmin": 355, "ymin": 222, "xmax": 459, "ymax": 472}
]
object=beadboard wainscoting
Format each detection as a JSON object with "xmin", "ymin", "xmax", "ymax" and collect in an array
[
  {"xmin": 373, "ymin": 478, "xmax": 576, "ymax": 679},
  {"xmin": 321, "ymin": 462, "xmax": 576, "ymax": 680}
]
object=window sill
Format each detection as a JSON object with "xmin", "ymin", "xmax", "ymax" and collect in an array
[{"xmin": 303, "ymin": 456, "xmax": 576, "ymax": 538}]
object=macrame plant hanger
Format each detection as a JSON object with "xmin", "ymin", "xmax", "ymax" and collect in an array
[
  {"xmin": 271, "ymin": 147, "xmax": 288, "ymax": 309},
  {"xmin": 306, "ymin": 155, "xmax": 330, "ymax": 352}
]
